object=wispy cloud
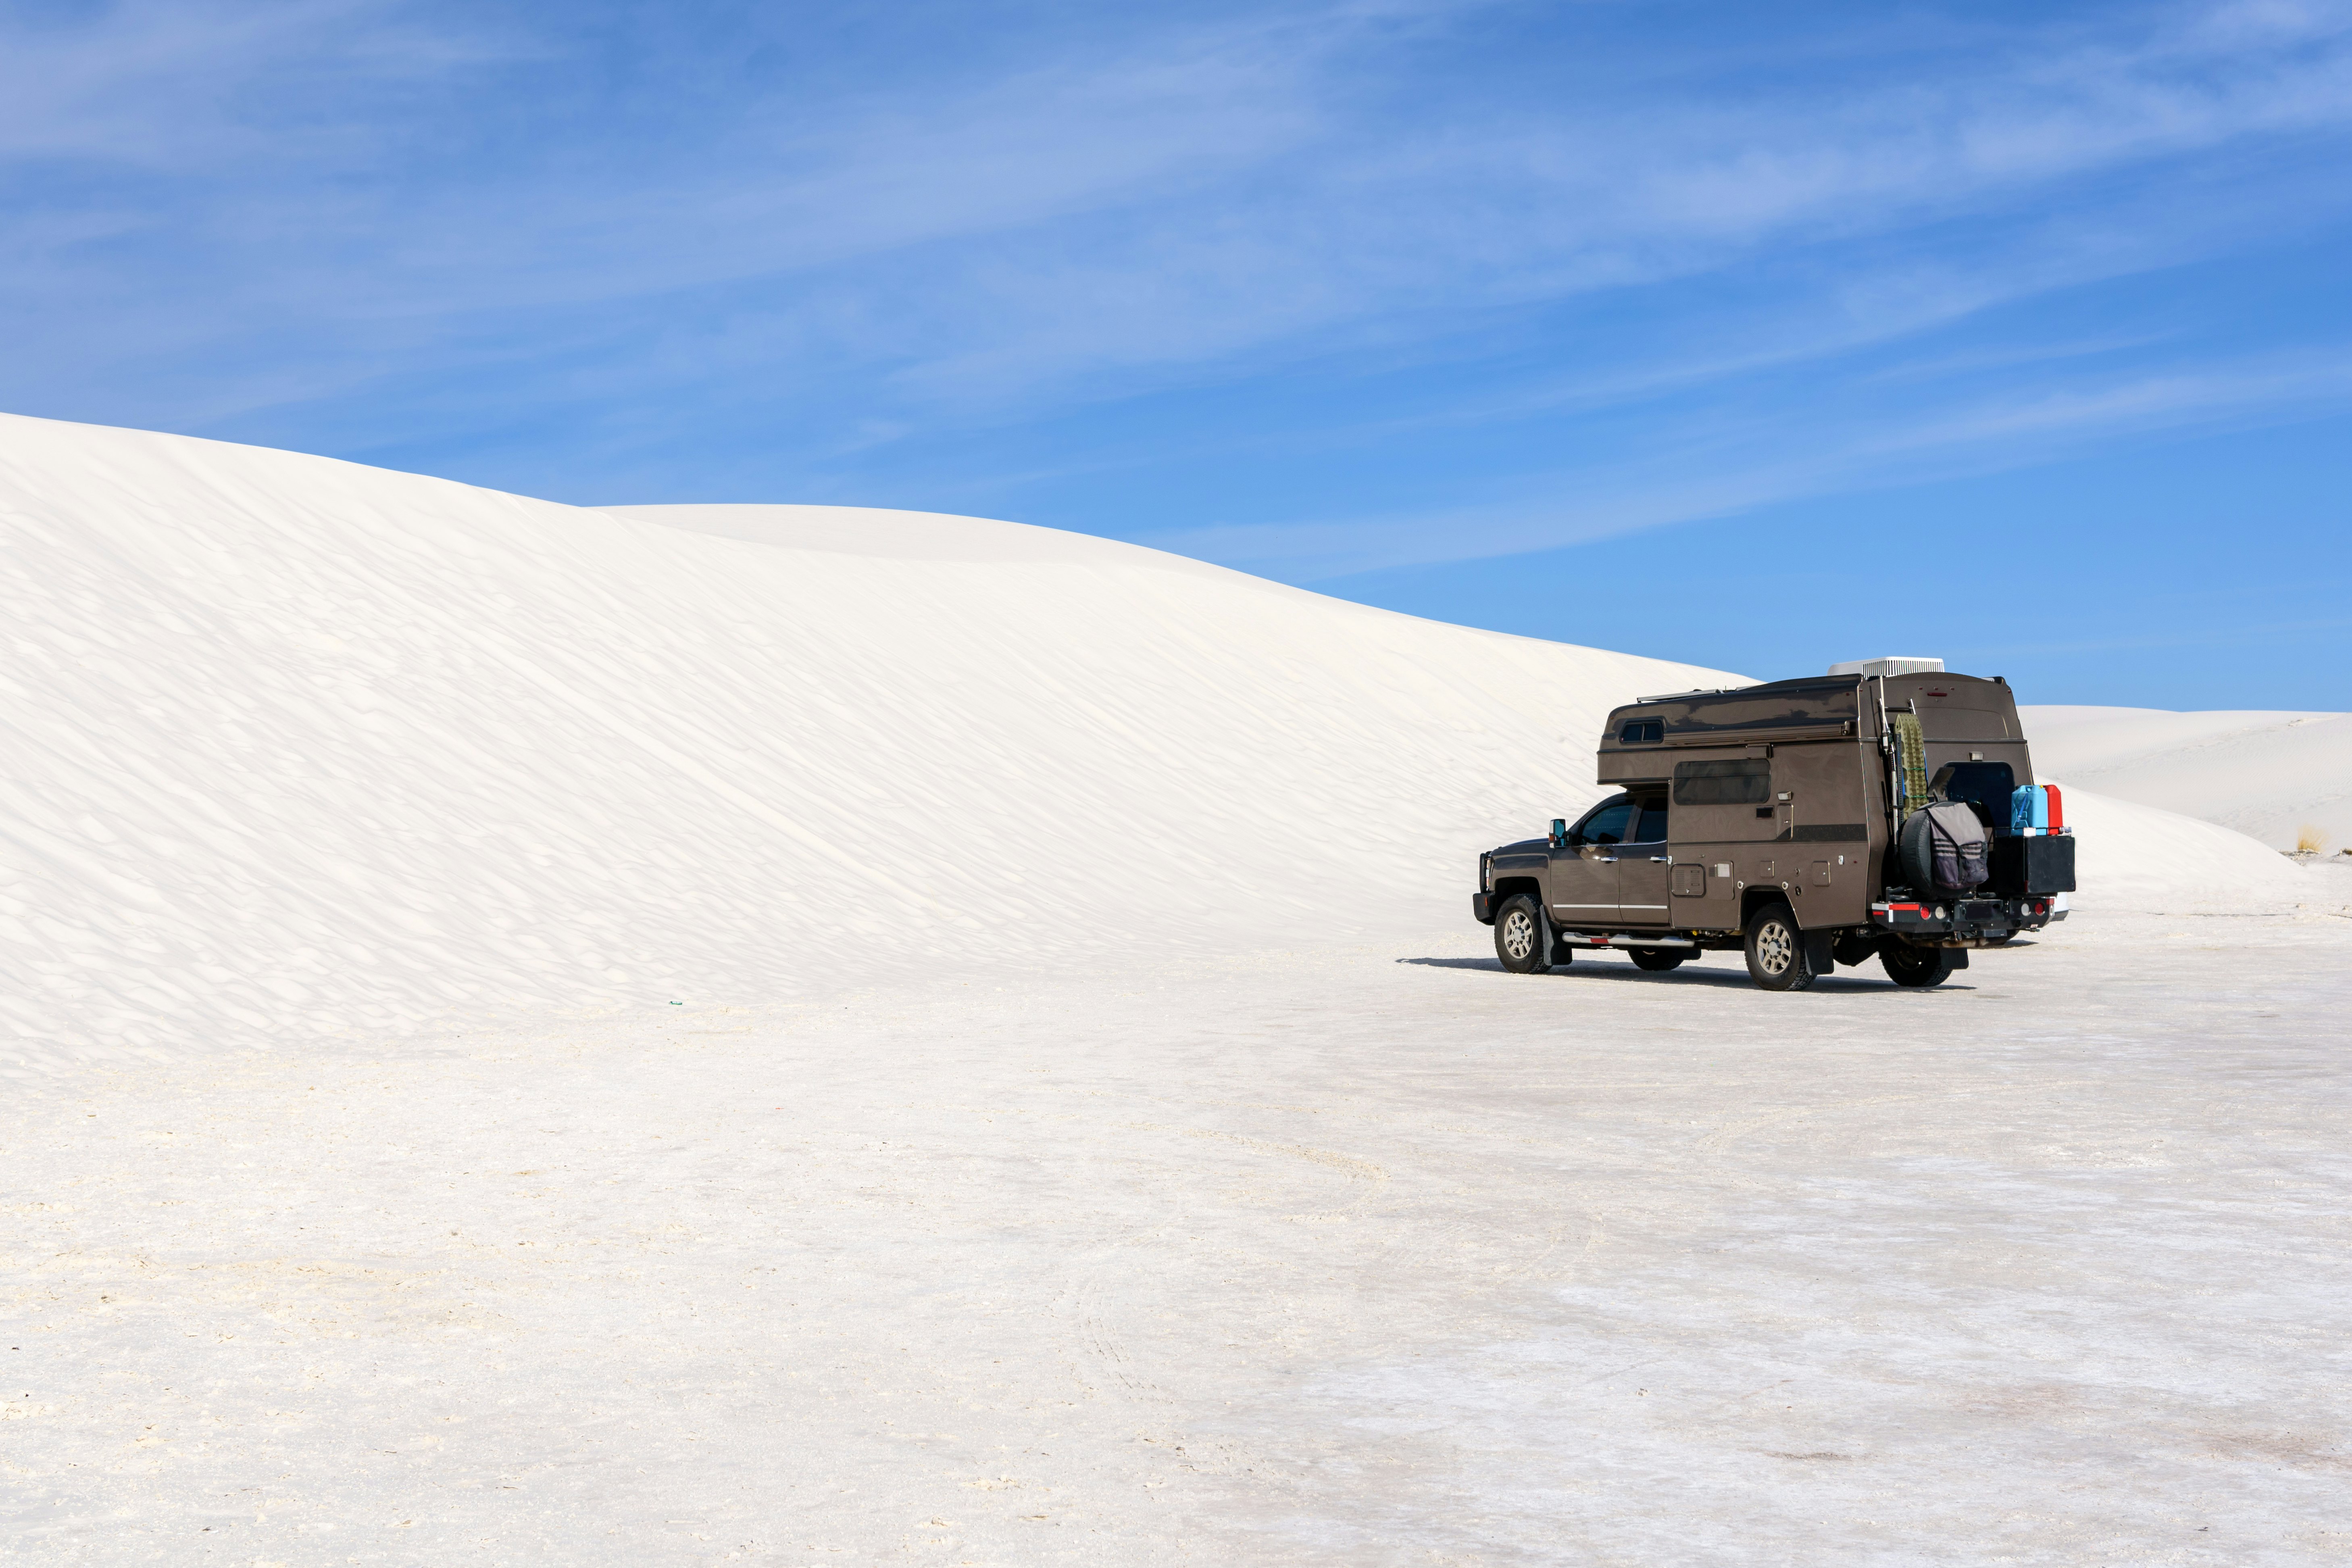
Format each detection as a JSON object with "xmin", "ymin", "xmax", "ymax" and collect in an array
[
  {"xmin": 1147, "ymin": 342, "xmax": 2352, "ymax": 580},
  {"xmin": 1, "ymin": 0, "xmax": 2349, "ymax": 573},
  {"xmin": 0, "ymin": 1, "xmax": 519, "ymax": 166}
]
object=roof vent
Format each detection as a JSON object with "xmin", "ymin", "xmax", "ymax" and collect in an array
[{"xmin": 1827, "ymin": 656, "xmax": 1944, "ymax": 678}]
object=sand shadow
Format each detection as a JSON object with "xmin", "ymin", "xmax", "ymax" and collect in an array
[{"xmin": 1398, "ymin": 954, "xmax": 1972, "ymax": 993}]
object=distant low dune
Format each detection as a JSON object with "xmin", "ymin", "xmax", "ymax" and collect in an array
[{"xmin": 2025, "ymin": 705, "xmax": 2352, "ymax": 854}]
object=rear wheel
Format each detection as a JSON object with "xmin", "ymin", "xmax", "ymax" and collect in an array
[
  {"xmin": 1743, "ymin": 903, "xmax": 1817, "ymax": 991},
  {"xmin": 1628, "ymin": 948, "xmax": 1685, "ymax": 972},
  {"xmin": 1881, "ymin": 943, "xmax": 1956, "ymax": 988},
  {"xmin": 1494, "ymin": 895, "xmax": 1551, "ymax": 975}
]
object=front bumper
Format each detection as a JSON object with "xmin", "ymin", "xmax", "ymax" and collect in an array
[{"xmin": 1473, "ymin": 891, "xmax": 1498, "ymax": 925}]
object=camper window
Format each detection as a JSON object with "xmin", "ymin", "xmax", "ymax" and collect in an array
[{"xmin": 1672, "ymin": 759, "xmax": 1771, "ymax": 806}]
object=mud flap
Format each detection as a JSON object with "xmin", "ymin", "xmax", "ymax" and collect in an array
[
  {"xmin": 1544, "ymin": 907, "xmax": 1575, "ymax": 967},
  {"xmin": 1948, "ymin": 947, "xmax": 1970, "ymax": 969},
  {"xmin": 1802, "ymin": 929, "xmax": 1835, "ymax": 977}
]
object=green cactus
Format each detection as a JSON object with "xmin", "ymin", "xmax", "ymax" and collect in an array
[{"xmin": 1893, "ymin": 711, "xmax": 1929, "ymax": 818}]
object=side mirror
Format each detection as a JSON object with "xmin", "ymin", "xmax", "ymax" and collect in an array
[{"xmin": 1549, "ymin": 818, "xmax": 1569, "ymax": 850}]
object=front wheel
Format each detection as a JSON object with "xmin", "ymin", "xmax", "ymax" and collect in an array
[
  {"xmin": 1881, "ymin": 943, "xmax": 1956, "ymax": 987},
  {"xmin": 1494, "ymin": 895, "xmax": 1551, "ymax": 975},
  {"xmin": 1628, "ymin": 948, "xmax": 1685, "ymax": 972},
  {"xmin": 1743, "ymin": 903, "xmax": 1817, "ymax": 991}
]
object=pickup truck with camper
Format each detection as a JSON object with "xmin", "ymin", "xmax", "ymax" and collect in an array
[{"xmin": 1471, "ymin": 658, "xmax": 2077, "ymax": 991}]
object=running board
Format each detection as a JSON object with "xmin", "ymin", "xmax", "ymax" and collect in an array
[{"xmin": 1554, "ymin": 932, "xmax": 1697, "ymax": 948}]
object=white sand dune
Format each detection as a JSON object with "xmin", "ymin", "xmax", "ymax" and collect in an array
[
  {"xmin": 615, "ymin": 513, "xmax": 2319, "ymax": 913},
  {"xmin": 2, "ymin": 415, "xmax": 2326, "ymax": 1080},
  {"xmin": 2025, "ymin": 704, "xmax": 2352, "ymax": 854},
  {"xmin": 2055, "ymin": 785, "xmax": 2317, "ymax": 910},
  {"xmin": 2, "ymin": 416, "xmax": 1733, "ymax": 1071}
]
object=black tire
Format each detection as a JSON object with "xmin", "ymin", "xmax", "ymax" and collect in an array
[
  {"xmin": 1494, "ymin": 895, "xmax": 1551, "ymax": 975},
  {"xmin": 1628, "ymin": 948, "xmax": 1685, "ymax": 972},
  {"xmin": 1896, "ymin": 808, "xmax": 1937, "ymax": 893},
  {"xmin": 1743, "ymin": 902, "xmax": 1817, "ymax": 991},
  {"xmin": 1881, "ymin": 943, "xmax": 1956, "ymax": 988}
]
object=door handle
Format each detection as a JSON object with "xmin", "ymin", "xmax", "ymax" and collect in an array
[
  {"xmin": 1649, "ymin": 856, "xmax": 1670, "ymax": 862},
  {"xmin": 1593, "ymin": 855, "xmax": 1617, "ymax": 863}
]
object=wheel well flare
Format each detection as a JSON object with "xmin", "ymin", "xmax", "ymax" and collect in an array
[{"xmin": 1491, "ymin": 876, "xmax": 1542, "ymax": 907}]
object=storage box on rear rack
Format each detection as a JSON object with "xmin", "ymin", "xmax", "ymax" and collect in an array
[{"xmin": 1991, "ymin": 833, "xmax": 2076, "ymax": 896}]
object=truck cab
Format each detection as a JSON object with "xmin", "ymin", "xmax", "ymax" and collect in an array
[{"xmin": 1473, "ymin": 660, "xmax": 2075, "ymax": 990}]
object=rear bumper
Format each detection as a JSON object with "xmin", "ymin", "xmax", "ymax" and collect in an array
[{"xmin": 1874, "ymin": 895, "xmax": 2056, "ymax": 945}]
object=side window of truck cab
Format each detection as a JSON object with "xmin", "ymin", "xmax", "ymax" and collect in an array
[
  {"xmin": 1571, "ymin": 798, "xmax": 1634, "ymax": 847},
  {"xmin": 1627, "ymin": 799, "xmax": 1667, "ymax": 843}
]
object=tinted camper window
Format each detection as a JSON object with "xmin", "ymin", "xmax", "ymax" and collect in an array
[
  {"xmin": 1618, "ymin": 720, "xmax": 1664, "ymax": 745},
  {"xmin": 1673, "ymin": 759, "xmax": 1771, "ymax": 805}
]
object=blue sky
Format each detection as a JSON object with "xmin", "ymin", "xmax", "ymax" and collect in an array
[{"xmin": 4, "ymin": 0, "xmax": 2348, "ymax": 707}]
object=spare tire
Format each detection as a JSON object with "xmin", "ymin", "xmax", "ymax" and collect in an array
[
  {"xmin": 1898, "ymin": 803, "xmax": 1989, "ymax": 893},
  {"xmin": 1897, "ymin": 809, "xmax": 1936, "ymax": 891}
]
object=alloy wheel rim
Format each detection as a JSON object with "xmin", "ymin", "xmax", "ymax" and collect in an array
[
  {"xmin": 1503, "ymin": 910, "xmax": 1535, "ymax": 961},
  {"xmin": 1757, "ymin": 921, "xmax": 1793, "ymax": 975}
]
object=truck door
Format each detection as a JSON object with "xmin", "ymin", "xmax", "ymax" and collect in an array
[
  {"xmin": 1548, "ymin": 796, "xmax": 1631, "ymax": 932},
  {"xmin": 1615, "ymin": 796, "xmax": 1672, "ymax": 927}
]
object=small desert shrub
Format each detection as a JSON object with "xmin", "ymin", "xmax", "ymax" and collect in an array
[{"xmin": 2296, "ymin": 824, "xmax": 2331, "ymax": 855}]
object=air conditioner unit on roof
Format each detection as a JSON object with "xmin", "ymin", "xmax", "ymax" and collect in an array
[{"xmin": 1827, "ymin": 656, "xmax": 1944, "ymax": 678}]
